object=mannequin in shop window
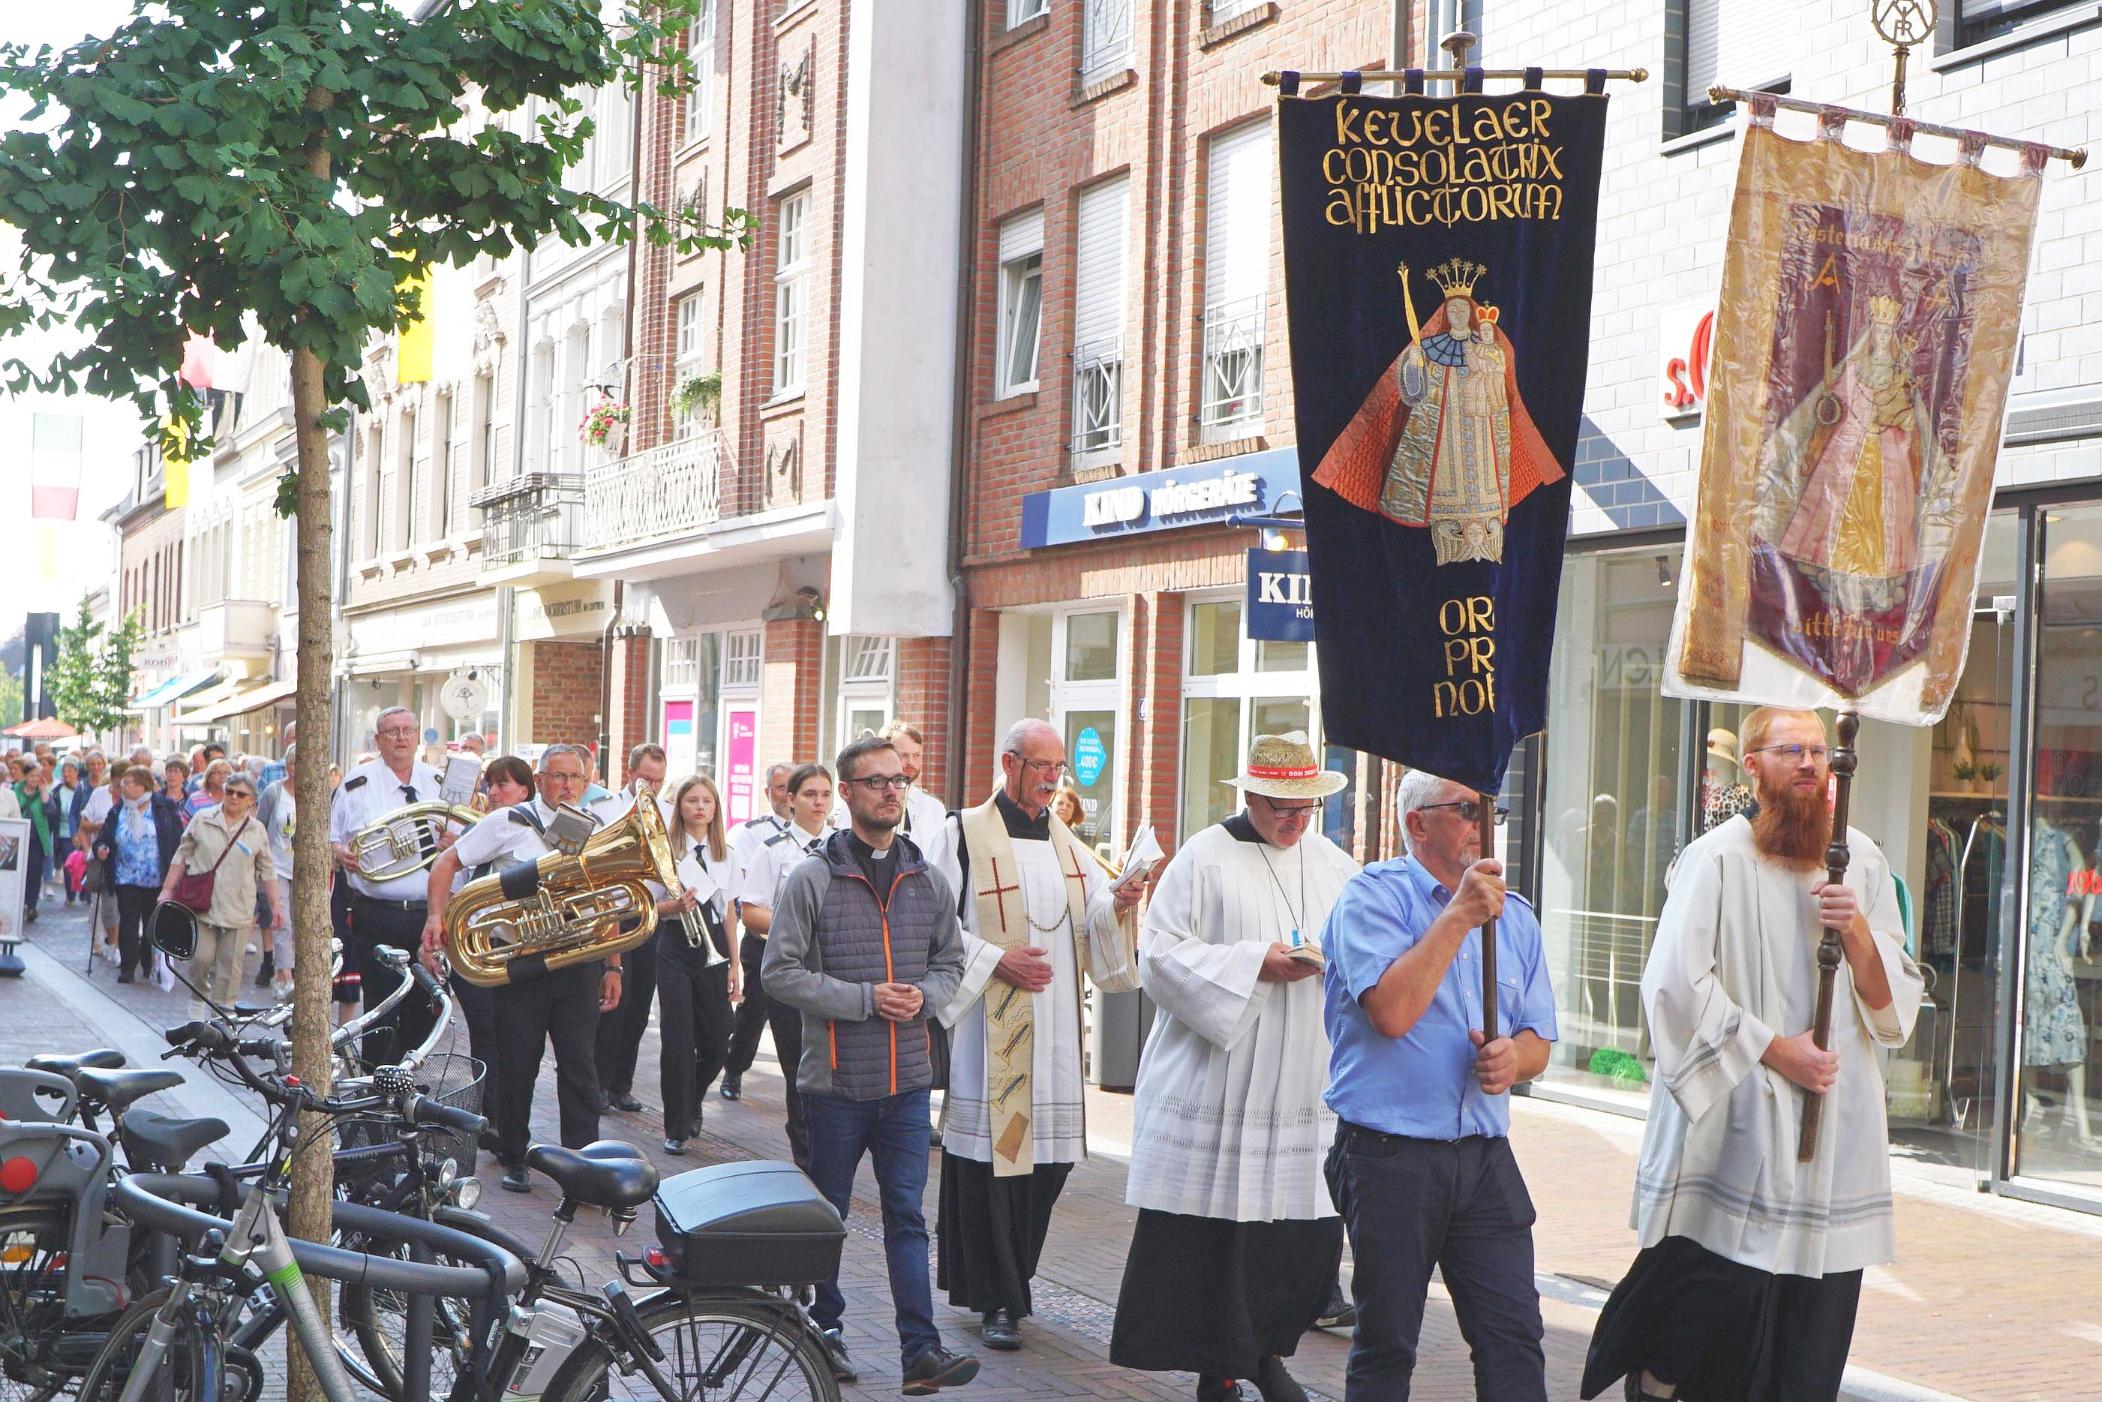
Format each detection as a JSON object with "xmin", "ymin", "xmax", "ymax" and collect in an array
[
  {"xmin": 1699, "ymin": 729, "xmax": 1756, "ymax": 834},
  {"xmin": 2023, "ymin": 815, "xmax": 2096, "ymax": 1145}
]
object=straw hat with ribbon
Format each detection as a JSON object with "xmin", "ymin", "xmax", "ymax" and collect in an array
[{"xmin": 1224, "ymin": 731, "xmax": 1349, "ymax": 800}]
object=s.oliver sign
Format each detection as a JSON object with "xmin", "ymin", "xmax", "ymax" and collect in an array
[
  {"xmin": 1019, "ymin": 447, "xmax": 1300, "ymax": 548},
  {"xmin": 1246, "ymin": 549, "xmax": 1314, "ymax": 642}
]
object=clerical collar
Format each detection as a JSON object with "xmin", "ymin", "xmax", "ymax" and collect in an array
[
  {"xmin": 844, "ymin": 831, "xmax": 894, "ymax": 862},
  {"xmin": 994, "ymin": 790, "xmax": 1051, "ymax": 840},
  {"xmin": 1223, "ymin": 812, "xmax": 1262, "ymax": 844}
]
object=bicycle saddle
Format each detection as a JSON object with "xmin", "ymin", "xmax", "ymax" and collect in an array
[
  {"xmin": 75, "ymin": 1068, "xmax": 186, "ymax": 1113},
  {"xmin": 119, "ymin": 1110, "xmax": 229, "ymax": 1172},
  {"xmin": 526, "ymin": 1141, "xmax": 659, "ymax": 1209},
  {"xmin": 24, "ymin": 1049, "xmax": 125, "ymax": 1080}
]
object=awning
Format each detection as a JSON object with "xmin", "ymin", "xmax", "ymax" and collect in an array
[
  {"xmin": 131, "ymin": 669, "xmax": 221, "ymax": 710},
  {"xmin": 171, "ymin": 678, "xmax": 246, "ymax": 726},
  {"xmin": 180, "ymin": 676, "xmax": 298, "ymax": 726}
]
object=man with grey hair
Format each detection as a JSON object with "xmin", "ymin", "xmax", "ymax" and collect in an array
[
  {"xmin": 1318, "ymin": 768, "xmax": 1557, "ymax": 1400},
  {"xmin": 721, "ymin": 760, "xmax": 797, "ymax": 1102},
  {"xmin": 423, "ymin": 741, "xmax": 623, "ymax": 1192},
  {"xmin": 330, "ymin": 706, "xmax": 448, "ymax": 1058},
  {"xmin": 929, "ymin": 718, "xmax": 1145, "ymax": 1352}
]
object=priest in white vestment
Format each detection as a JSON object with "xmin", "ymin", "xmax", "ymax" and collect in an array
[
  {"xmin": 1110, "ymin": 734, "xmax": 1357, "ymax": 1402},
  {"xmin": 933, "ymin": 718, "xmax": 1143, "ymax": 1353},
  {"xmin": 1584, "ymin": 707, "xmax": 1924, "ymax": 1402}
]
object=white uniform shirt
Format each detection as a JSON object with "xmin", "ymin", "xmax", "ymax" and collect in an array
[
  {"xmin": 81, "ymin": 785, "xmax": 115, "ymax": 828},
  {"xmin": 328, "ymin": 757, "xmax": 446, "ymax": 900},
  {"xmin": 728, "ymin": 813, "xmax": 791, "ymax": 880},
  {"xmin": 450, "ymin": 797, "xmax": 565, "ymax": 873},
  {"xmin": 738, "ymin": 822, "xmax": 827, "ymax": 911}
]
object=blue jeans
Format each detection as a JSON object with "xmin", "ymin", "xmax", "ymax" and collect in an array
[{"xmin": 803, "ymin": 1087, "xmax": 940, "ymax": 1368}]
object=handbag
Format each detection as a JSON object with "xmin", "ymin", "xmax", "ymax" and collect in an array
[{"xmin": 168, "ymin": 815, "xmax": 252, "ymax": 917}]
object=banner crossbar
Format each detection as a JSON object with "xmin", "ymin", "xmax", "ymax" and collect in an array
[
  {"xmin": 1708, "ymin": 85, "xmax": 2086, "ymax": 168},
  {"xmin": 1263, "ymin": 67, "xmax": 1646, "ymax": 89}
]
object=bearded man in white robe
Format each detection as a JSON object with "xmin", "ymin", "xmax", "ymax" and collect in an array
[
  {"xmin": 934, "ymin": 718, "xmax": 1144, "ymax": 1353},
  {"xmin": 1110, "ymin": 733, "xmax": 1358, "ymax": 1402},
  {"xmin": 1583, "ymin": 706, "xmax": 1924, "ymax": 1402}
]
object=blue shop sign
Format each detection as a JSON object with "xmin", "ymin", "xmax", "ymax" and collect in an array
[
  {"xmin": 1072, "ymin": 726, "xmax": 1107, "ymax": 787},
  {"xmin": 1246, "ymin": 549, "xmax": 1314, "ymax": 642},
  {"xmin": 1019, "ymin": 447, "xmax": 1301, "ymax": 549}
]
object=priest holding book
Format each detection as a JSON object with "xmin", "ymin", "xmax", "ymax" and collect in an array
[{"xmin": 1110, "ymin": 733, "xmax": 1359, "ymax": 1402}]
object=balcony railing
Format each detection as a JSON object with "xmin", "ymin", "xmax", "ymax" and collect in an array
[
  {"xmin": 472, "ymin": 472, "xmax": 584, "ymax": 573},
  {"xmin": 1070, "ymin": 337, "xmax": 1124, "ymax": 456},
  {"xmin": 578, "ymin": 429, "xmax": 732, "ymax": 557},
  {"xmin": 1199, "ymin": 297, "xmax": 1265, "ymax": 437},
  {"xmin": 1079, "ymin": 0, "xmax": 1132, "ymax": 79}
]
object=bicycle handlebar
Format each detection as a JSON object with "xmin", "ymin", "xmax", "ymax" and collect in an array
[{"xmin": 112, "ymin": 1172, "xmax": 527, "ymax": 1297}]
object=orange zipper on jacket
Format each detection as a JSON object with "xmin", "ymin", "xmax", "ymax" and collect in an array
[{"xmin": 837, "ymin": 864, "xmax": 908, "ymax": 1095}]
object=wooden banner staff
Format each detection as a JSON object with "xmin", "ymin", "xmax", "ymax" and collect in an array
[
  {"xmin": 1798, "ymin": 711, "xmax": 1860, "ymax": 1163},
  {"xmin": 1266, "ymin": 27, "xmax": 1647, "ymax": 93},
  {"xmin": 1704, "ymin": 86, "xmax": 2087, "ymax": 167},
  {"xmin": 1478, "ymin": 796, "xmax": 1499, "ymax": 1045}
]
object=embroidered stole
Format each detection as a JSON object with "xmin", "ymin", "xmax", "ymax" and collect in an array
[{"xmin": 959, "ymin": 795, "xmax": 1092, "ymax": 1177}]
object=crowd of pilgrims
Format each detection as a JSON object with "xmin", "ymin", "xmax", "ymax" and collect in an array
[{"xmin": 19, "ymin": 701, "xmax": 1923, "ymax": 1402}]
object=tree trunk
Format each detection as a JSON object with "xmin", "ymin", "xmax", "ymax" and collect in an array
[{"xmin": 284, "ymin": 338, "xmax": 339, "ymax": 1402}]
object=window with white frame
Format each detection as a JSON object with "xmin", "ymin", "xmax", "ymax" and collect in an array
[
  {"xmin": 684, "ymin": 0, "xmax": 715, "ymax": 144},
  {"xmin": 1080, "ymin": 0, "xmax": 1133, "ymax": 80},
  {"xmin": 1207, "ymin": 0, "xmax": 1263, "ymax": 23},
  {"xmin": 1202, "ymin": 121, "xmax": 1270, "ymax": 439},
  {"xmin": 996, "ymin": 210, "xmax": 1044, "ymax": 397},
  {"xmin": 1070, "ymin": 176, "xmax": 1129, "ymax": 458},
  {"xmin": 724, "ymin": 628, "xmax": 763, "ymax": 689},
  {"xmin": 1007, "ymin": 0, "xmax": 1048, "ymax": 26},
  {"xmin": 663, "ymin": 636, "xmax": 701, "ymax": 689},
  {"xmin": 674, "ymin": 291, "xmax": 707, "ymax": 438},
  {"xmin": 364, "ymin": 421, "xmax": 385, "ymax": 558},
  {"xmin": 1679, "ymin": 0, "xmax": 1792, "ymax": 135},
  {"xmin": 833, "ymin": 635, "xmax": 894, "ymax": 753},
  {"xmin": 394, "ymin": 406, "xmax": 418, "ymax": 550},
  {"xmin": 773, "ymin": 190, "xmax": 810, "ymax": 397},
  {"xmin": 472, "ymin": 371, "xmax": 496, "ymax": 499},
  {"xmin": 435, "ymin": 389, "xmax": 457, "ymax": 538}
]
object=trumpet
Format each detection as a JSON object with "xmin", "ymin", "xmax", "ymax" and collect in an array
[{"xmin": 347, "ymin": 801, "xmax": 482, "ymax": 881}]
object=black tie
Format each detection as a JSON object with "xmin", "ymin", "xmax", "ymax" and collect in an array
[
  {"xmin": 806, "ymin": 838, "xmax": 822, "ymax": 856},
  {"xmin": 401, "ymin": 783, "xmax": 418, "ymax": 802}
]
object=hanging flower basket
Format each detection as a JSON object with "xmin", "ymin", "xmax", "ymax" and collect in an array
[{"xmin": 579, "ymin": 398, "xmax": 631, "ymax": 448}]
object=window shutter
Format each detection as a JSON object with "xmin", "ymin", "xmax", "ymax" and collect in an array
[
  {"xmin": 1684, "ymin": 0, "xmax": 1792, "ymax": 97},
  {"xmin": 1205, "ymin": 122, "xmax": 1271, "ymax": 314},
  {"xmin": 1072, "ymin": 177, "xmax": 1129, "ymax": 354},
  {"xmin": 999, "ymin": 209, "xmax": 1044, "ymax": 265}
]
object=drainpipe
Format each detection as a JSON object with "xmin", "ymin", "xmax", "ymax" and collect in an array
[
  {"xmin": 941, "ymin": 0, "xmax": 985, "ymax": 808},
  {"xmin": 502, "ymin": 232, "xmax": 533, "ymax": 747}
]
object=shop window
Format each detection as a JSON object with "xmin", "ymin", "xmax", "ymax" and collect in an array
[
  {"xmin": 724, "ymin": 629, "xmax": 763, "ymax": 690},
  {"xmin": 1188, "ymin": 600, "xmax": 1241, "ymax": 676},
  {"xmin": 1063, "ymin": 610, "xmax": 1119, "ymax": 682},
  {"xmin": 1178, "ymin": 593, "xmax": 1327, "ymax": 845}
]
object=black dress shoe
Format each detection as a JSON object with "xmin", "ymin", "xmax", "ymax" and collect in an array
[
  {"xmin": 1312, "ymin": 1286, "xmax": 1356, "ymax": 1330},
  {"xmin": 499, "ymin": 1164, "xmax": 531, "ymax": 1194},
  {"xmin": 1251, "ymin": 1356, "xmax": 1307, "ymax": 1402},
  {"xmin": 607, "ymin": 1091, "xmax": 643, "ymax": 1113},
  {"xmin": 662, "ymin": 1138, "xmax": 689, "ymax": 1156},
  {"xmin": 719, "ymin": 1075, "xmax": 741, "ymax": 1101},
  {"xmin": 901, "ymin": 1347, "xmax": 978, "ymax": 1395},
  {"xmin": 980, "ymin": 1307, "xmax": 1021, "ymax": 1351},
  {"xmin": 1624, "ymin": 1376, "xmax": 1677, "ymax": 1401},
  {"xmin": 1197, "ymin": 1378, "xmax": 1249, "ymax": 1402},
  {"xmin": 817, "ymin": 1327, "xmax": 856, "ymax": 1384}
]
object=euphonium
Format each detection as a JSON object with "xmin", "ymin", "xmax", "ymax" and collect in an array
[
  {"xmin": 348, "ymin": 801, "xmax": 483, "ymax": 881},
  {"xmin": 443, "ymin": 790, "xmax": 680, "ymax": 987}
]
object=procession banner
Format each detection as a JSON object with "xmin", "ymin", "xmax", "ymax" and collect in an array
[
  {"xmin": 1279, "ymin": 77, "xmax": 1609, "ymax": 794},
  {"xmin": 1664, "ymin": 102, "xmax": 2043, "ymax": 722}
]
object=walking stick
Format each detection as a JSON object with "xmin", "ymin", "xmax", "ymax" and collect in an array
[
  {"xmin": 1797, "ymin": 711, "xmax": 1859, "ymax": 1163},
  {"xmin": 1478, "ymin": 792, "xmax": 1498, "ymax": 1045}
]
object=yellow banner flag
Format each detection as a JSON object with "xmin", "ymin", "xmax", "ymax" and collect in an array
[
  {"xmin": 397, "ymin": 266, "xmax": 434, "ymax": 384},
  {"xmin": 162, "ymin": 415, "xmax": 190, "ymax": 509}
]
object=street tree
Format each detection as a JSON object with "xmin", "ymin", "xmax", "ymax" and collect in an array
[
  {"xmin": 0, "ymin": 6, "xmax": 747, "ymax": 1393},
  {"xmin": 51, "ymin": 596, "xmax": 143, "ymax": 741}
]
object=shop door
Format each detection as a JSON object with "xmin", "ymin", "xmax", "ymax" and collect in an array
[{"xmin": 1051, "ymin": 610, "xmax": 1122, "ymax": 855}]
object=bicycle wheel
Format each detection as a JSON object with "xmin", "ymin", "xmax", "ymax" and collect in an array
[
  {"xmin": 541, "ymin": 1291, "xmax": 837, "ymax": 1402},
  {"xmin": 0, "ymin": 1204, "xmax": 86, "ymax": 1402},
  {"xmin": 336, "ymin": 1234, "xmax": 481, "ymax": 1400},
  {"xmin": 72, "ymin": 1289, "xmax": 217, "ymax": 1402}
]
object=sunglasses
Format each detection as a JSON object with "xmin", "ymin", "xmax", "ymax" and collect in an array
[{"xmin": 1416, "ymin": 799, "xmax": 1510, "ymax": 827}]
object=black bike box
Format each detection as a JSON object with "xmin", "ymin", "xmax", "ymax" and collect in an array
[{"xmin": 652, "ymin": 1160, "xmax": 846, "ymax": 1287}]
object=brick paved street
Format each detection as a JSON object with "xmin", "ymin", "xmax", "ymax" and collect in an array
[{"xmin": 4, "ymin": 900, "xmax": 2097, "ymax": 1400}]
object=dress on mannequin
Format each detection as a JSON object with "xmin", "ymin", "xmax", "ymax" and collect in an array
[
  {"xmin": 1699, "ymin": 728, "xmax": 1756, "ymax": 835},
  {"xmin": 2021, "ymin": 818, "xmax": 2095, "ymax": 1143}
]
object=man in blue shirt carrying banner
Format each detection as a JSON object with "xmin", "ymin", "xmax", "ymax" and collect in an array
[{"xmin": 1320, "ymin": 767, "xmax": 1559, "ymax": 1401}]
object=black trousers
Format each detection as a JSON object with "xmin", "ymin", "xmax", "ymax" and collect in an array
[
  {"xmin": 594, "ymin": 935, "xmax": 658, "ymax": 1097},
  {"xmin": 1324, "ymin": 1124, "xmax": 1546, "ymax": 1402},
  {"xmin": 722, "ymin": 934, "xmax": 771, "ymax": 1075},
  {"xmin": 449, "ymin": 973, "xmax": 500, "ymax": 1137},
  {"xmin": 657, "ymin": 954, "xmax": 733, "ymax": 1140},
  {"xmin": 116, "ymin": 884, "xmax": 159, "ymax": 977},
  {"xmin": 329, "ymin": 874, "xmax": 358, "ymax": 1005},
  {"xmin": 349, "ymin": 895, "xmax": 438, "ymax": 1064},
  {"xmin": 492, "ymin": 962, "xmax": 603, "ymax": 1166},
  {"xmin": 724, "ymin": 933, "xmax": 807, "ymax": 1165},
  {"xmin": 22, "ymin": 842, "xmax": 45, "ymax": 915}
]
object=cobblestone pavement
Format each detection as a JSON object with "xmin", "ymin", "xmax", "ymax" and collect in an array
[{"xmin": 7, "ymin": 898, "xmax": 2099, "ymax": 1399}]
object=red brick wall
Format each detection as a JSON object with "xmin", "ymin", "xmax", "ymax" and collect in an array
[
  {"xmin": 894, "ymin": 635, "xmax": 953, "ymax": 804},
  {"xmin": 526, "ymin": 641, "xmax": 605, "ymax": 763},
  {"xmin": 608, "ymin": 632, "xmax": 654, "ymax": 781},
  {"xmin": 759, "ymin": 618, "xmax": 823, "ymax": 766}
]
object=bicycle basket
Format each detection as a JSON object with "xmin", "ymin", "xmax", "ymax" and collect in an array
[{"xmin": 337, "ymin": 1053, "xmax": 486, "ymax": 1173}]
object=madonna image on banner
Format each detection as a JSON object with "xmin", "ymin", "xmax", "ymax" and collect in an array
[
  {"xmin": 1280, "ymin": 79, "xmax": 1610, "ymax": 794},
  {"xmin": 1666, "ymin": 102, "xmax": 2043, "ymax": 723}
]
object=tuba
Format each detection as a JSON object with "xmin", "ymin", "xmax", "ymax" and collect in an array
[
  {"xmin": 443, "ymin": 789, "xmax": 680, "ymax": 987},
  {"xmin": 348, "ymin": 802, "xmax": 483, "ymax": 881}
]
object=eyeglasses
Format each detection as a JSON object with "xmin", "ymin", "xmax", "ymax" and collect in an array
[
  {"xmin": 223, "ymin": 789, "xmax": 255, "ymax": 800},
  {"xmin": 377, "ymin": 727, "xmax": 418, "ymax": 740},
  {"xmin": 1264, "ymin": 801, "xmax": 1321, "ymax": 818},
  {"xmin": 1018, "ymin": 758, "xmax": 1069, "ymax": 778},
  {"xmin": 1415, "ymin": 799, "xmax": 1510, "ymax": 826},
  {"xmin": 844, "ymin": 774, "xmax": 911, "ymax": 793},
  {"xmin": 1749, "ymin": 743, "xmax": 1829, "ymax": 765}
]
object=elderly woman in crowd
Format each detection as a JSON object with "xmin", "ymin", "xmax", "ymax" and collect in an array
[
  {"xmin": 160, "ymin": 772, "xmax": 284, "ymax": 1007},
  {"xmin": 162, "ymin": 759, "xmax": 191, "ymax": 816},
  {"xmin": 99, "ymin": 764, "xmax": 184, "ymax": 983},
  {"xmin": 185, "ymin": 759, "xmax": 231, "ymax": 822}
]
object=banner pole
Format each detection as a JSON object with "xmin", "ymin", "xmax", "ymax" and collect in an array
[
  {"xmin": 1798, "ymin": 710, "xmax": 1859, "ymax": 1163},
  {"xmin": 1478, "ymin": 792, "xmax": 1498, "ymax": 1045}
]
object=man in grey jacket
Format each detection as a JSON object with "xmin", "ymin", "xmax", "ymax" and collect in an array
[{"xmin": 763, "ymin": 733, "xmax": 979, "ymax": 1397}]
